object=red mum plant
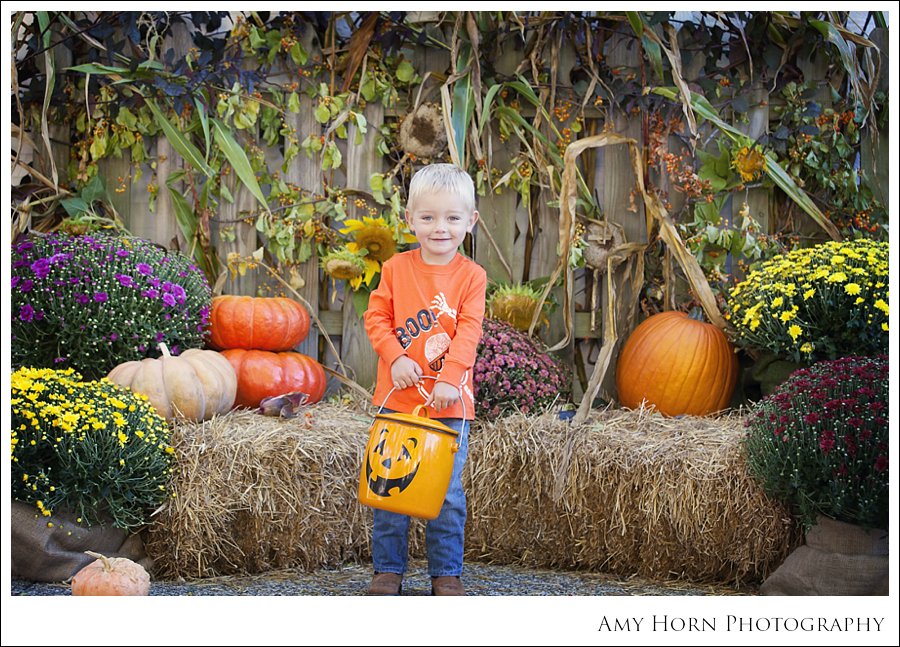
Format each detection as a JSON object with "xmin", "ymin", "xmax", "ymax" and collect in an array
[{"xmin": 744, "ymin": 355, "xmax": 888, "ymax": 529}]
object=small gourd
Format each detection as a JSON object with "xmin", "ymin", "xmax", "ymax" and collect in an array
[{"xmin": 71, "ymin": 551, "xmax": 150, "ymax": 596}]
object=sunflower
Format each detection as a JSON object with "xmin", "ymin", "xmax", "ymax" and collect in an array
[
  {"xmin": 321, "ymin": 248, "xmax": 367, "ymax": 281},
  {"xmin": 339, "ymin": 216, "xmax": 399, "ymax": 263},
  {"xmin": 732, "ymin": 146, "xmax": 766, "ymax": 183},
  {"xmin": 343, "ymin": 243, "xmax": 380, "ymax": 289}
]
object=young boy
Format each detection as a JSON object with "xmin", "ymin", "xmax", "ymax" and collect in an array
[{"xmin": 363, "ymin": 164, "xmax": 486, "ymax": 596}]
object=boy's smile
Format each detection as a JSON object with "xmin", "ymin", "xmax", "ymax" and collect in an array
[{"xmin": 406, "ymin": 190, "xmax": 479, "ymax": 265}]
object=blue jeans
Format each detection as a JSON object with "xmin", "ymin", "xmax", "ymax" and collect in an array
[{"xmin": 371, "ymin": 414, "xmax": 469, "ymax": 577}]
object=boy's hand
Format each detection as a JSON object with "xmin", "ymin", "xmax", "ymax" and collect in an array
[
  {"xmin": 391, "ymin": 356, "xmax": 423, "ymax": 390},
  {"xmin": 425, "ymin": 382, "xmax": 460, "ymax": 413}
]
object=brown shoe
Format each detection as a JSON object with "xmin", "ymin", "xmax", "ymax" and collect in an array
[
  {"xmin": 431, "ymin": 575, "xmax": 465, "ymax": 596},
  {"xmin": 367, "ymin": 572, "xmax": 402, "ymax": 595}
]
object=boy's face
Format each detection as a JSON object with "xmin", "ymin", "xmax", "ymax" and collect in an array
[{"xmin": 405, "ymin": 189, "xmax": 479, "ymax": 265}]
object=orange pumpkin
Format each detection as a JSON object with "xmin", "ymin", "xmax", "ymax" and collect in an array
[
  {"xmin": 615, "ymin": 310, "xmax": 738, "ymax": 416},
  {"xmin": 222, "ymin": 348, "xmax": 327, "ymax": 408},
  {"xmin": 209, "ymin": 295, "xmax": 310, "ymax": 351},
  {"xmin": 71, "ymin": 551, "xmax": 150, "ymax": 596}
]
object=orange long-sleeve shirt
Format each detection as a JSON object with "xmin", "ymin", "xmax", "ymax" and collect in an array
[{"xmin": 364, "ymin": 249, "xmax": 486, "ymax": 419}]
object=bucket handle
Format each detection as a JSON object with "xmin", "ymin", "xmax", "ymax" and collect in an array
[{"xmin": 377, "ymin": 375, "xmax": 467, "ymax": 419}]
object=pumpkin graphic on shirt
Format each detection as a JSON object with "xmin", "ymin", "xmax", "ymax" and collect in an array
[{"xmin": 425, "ymin": 332, "xmax": 451, "ymax": 371}]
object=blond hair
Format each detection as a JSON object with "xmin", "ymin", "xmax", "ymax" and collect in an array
[{"xmin": 407, "ymin": 164, "xmax": 476, "ymax": 214}]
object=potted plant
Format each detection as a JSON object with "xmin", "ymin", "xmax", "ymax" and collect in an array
[
  {"xmin": 11, "ymin": 232, "xmax": 212, "ymax": 380},
  {"xmin": 10, "ymin": 367, "xmax": 175, "ymax": 582},
  {"xmin": 725, "ymin": 239, "xmax": 888, "ymax": 394},
  {"xmin": 744, "ymin": 355, "xmax": 888, "ymax": 595},
  {"xmin": 474, "ymin": 318, "xmax": 569, "ymax": 418}
]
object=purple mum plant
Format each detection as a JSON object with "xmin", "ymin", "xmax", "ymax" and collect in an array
[
  {"xmin": 11, "ymin": 233, "xmax": 211, "ymax": 379},
  {"xmin": 474, "ymin": 318, "xmax": 569, "ymax": 418}
]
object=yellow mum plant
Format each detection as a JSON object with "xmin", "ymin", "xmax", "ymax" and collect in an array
[
  {"xmin": 11, "ymin": 367, "xmax": 174, "ymax": 531},
  {"xmin": 726, "ymin": 240, "xmax": 888, "ymax": 362}
]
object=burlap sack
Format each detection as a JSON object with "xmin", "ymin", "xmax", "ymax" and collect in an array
[
  {"xmin": 760, "ymin": 515, "xmax": 888, "ymax": 595},
  {"xmin": 11, "ymin": 500, "xmax": 152, "ymax": 582}
]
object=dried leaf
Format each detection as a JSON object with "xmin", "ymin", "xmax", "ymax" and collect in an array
[
  {"xmin": 536, "ymin": 132, "xmax": 728, "ymax": 360},
  {"xmin": 37, "ymin": 12, "xmax": 58, "ymax": 190},
  {"xmin": 258, "ymin": 391, "xmax": 310, "ymax": 418},
  {"xmin": 341, "ymin": 13, "xmax": 379, "ymax": 93}
]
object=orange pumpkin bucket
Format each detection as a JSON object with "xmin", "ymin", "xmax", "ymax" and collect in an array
[{"xmin": 358, "ymin": 380, "xmax": 461, "ymax": 520}]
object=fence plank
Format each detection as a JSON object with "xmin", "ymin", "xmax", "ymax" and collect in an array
[
  {"xmin": 283, "ymin": 28, "xmax": 322, "ymax": 359},
  {"xmin": 793, "ymin": 49, "xmax": 833, "ymax": 242},
  {"xmin": 530, "ymin": 40, "xmax": 578, "ymax": 364},
  {"xmin": 211, "ymin": 46, "xmax": 259, "ymax": 299},
  {"xmin": 26, "ymin": 24, "xmax": 70, "ymax": 229},
  {"xmin": 861, "ymin": 27, "xmax": 888, "ymax": 209},
  {"xmin": 214, "ymin": 160, "xmax": 260, "ymax": 297},
  {"xmin": 128, "ymin": 25, "xmax": 190, "ymax": 253},
  {"xmin": 341, "ymin": 101, "xmax": 385, "ymax": 389},
  {"xmin": 595, "ymin": 28, "xmax": 647, "ymax": 402},
  {"xmin": 475, "ymin": 46, "xmax": 521, "ymax": 285}
]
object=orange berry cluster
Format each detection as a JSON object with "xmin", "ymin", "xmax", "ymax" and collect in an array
[{"xmin": 553, "ymin": 100, "xmax": 574, "ymax": 123}]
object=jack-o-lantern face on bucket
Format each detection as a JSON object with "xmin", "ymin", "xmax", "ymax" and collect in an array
[{"xmin": 365, "ymin": 428, "xmax": 422, "ymax": 497}]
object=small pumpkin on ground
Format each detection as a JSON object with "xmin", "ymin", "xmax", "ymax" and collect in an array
[
  {"xmin": 71, "ymin": 551, "xmax": 150, "ymax": 596},
  {"xmin": 221, "ymin": 348, "xmax": 327, "ymax": 408},
  {"xmin": 616, "ymin": 309, "xmax": 738, "ymax": 416},
  {"xmin": 107, "ymin": 343, "xmax": 237, "ymax": 421},
  {"xmin": 209, "ymin": 295, "xmax": 310, "ymax": 351}
]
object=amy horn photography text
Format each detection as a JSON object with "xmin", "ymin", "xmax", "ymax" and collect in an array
[{"xmin": 598, "ymin": 616, "xmax": 886, "ymax": 633}]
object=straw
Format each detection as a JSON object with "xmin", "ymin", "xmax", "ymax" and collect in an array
[{"xmin": 146, "ymin": 403, "xmax": 798, "ymax": 584}]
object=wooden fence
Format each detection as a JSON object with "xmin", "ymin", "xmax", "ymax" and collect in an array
[{"xmin": 29, "ymin": 17, "xmax": 889, "ymax": 401}]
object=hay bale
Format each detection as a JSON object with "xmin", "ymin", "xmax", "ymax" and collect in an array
[
  {"xmin": 146, "ymin": 404, "xmax": 798, "ymax": 584},
  {"xmin": 145, "ymin": 405, "xmax": 378, "ymax": 578},
  {"xmin": 464, "ymin": 408, "xmax": 799, "ymax": 585}
]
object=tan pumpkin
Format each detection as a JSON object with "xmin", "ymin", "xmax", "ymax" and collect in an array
[
  {"xmin": 615, "ymin": 309, "xmax": 738, "ymax": 417},
  {"xmin": 107, "ymin": 343, "xmax": 237, "ymax": 421},
  {"xmin": 71, "ymin": 551, "xmax": 150, "ymax": 596}
]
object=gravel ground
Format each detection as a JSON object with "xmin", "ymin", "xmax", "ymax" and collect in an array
[{"xmin": 11, "ymin": 559, "xmax": 755, "ymax": 596}]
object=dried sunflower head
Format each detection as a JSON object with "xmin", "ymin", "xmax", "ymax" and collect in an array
[
  {"xmin": 321, "ymin": 248, "xmax": 367, "ymax": 280},
  {"xmin": 487, "ymin": 283, "xmax": 547, "ymax": 332},
  {"xmin": 399, "ymin": 102, "xmax": 447, "ymax": 158},
  {"xmin": 732, "ymin": 146, "xmax": 766, "ymax": 183}
]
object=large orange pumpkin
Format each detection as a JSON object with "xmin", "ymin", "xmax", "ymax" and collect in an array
[
  {"xmin": 209, "ymin": 295, "xmax": 310, "ymax": 351},
  {"xmin": 615, "ymin": 310, "xmax": 738, "ymax": 416},
  {"xmin": 222, "ymin": 349, "xmax": 327, "ymax": 408}
]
